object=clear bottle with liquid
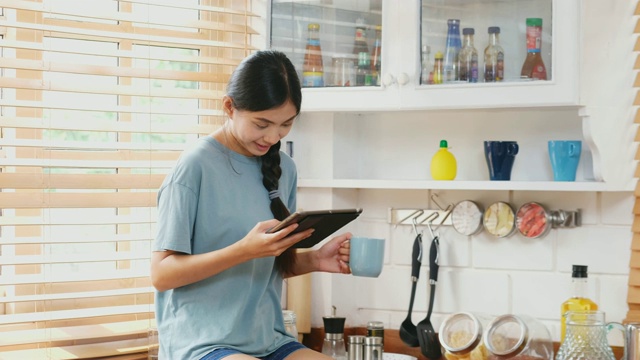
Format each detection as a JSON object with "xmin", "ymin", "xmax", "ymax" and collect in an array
[
  {"xmin": 458, "ymin": 28, "xmax": 478, "ymax": 83},
  {"xmin": 484, "ymin": 26, "xmax": 504, "ymax": 82},
  {"xmin": 443, "ymin": 19, "xmax": 462, "ymax": 83},
  {"xmin": 370, "ymin": 25, "xmax": 382, "ymax": 86},
  {"xmin": 302, "ymin": 23, "xmax": 324, "ymax": 87},
  {"xmin": 353, "ymin": 18, "xmax": 369, "ymax": 60},
  {"xmin": 356, "ymin": 52, "xmax": 372, "ymax": 86},
  {"xmin": 421, "ymin": 45, "xmax": 432, "ymax": 85},
  {"xmin": 560, "ymin": 265, "xmax": 598, "ymax": 342},
  {"xmin": 520, "ymin": 17, "xmax": 547, "ymax": 80},
  {"xmin": 433, "ymin": 51, "xmax": 444, "ymax": 84}
]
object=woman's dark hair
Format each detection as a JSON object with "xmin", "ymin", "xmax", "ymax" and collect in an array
[{"xmin": 226, "ymin": 50, "xmax": 302, "ymax": 275}]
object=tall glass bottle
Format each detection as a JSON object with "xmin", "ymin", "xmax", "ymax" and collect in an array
[
  {"xmin": 421, "ymin": 45, "xmax": 432, "ymax": 85},
  {"xmin": 458, "ymin": 28, "xmax": 478, "ymax": 82},
  {"xmin": 302, "ymin": 23, "xmax": 324, "ymax": 87},
  {"xmin": 370, "ymin": 25, "xmax": 382, "ymax": 86},
  {"xmin": 520, "ymin": 18, "xmax": 547, "ymax": 80},
  {"xmin": 356, "ymin": 52, "xmax": 372, "ymax": 86},
  {"xmin": 352, "ymin": 18, "xmax": 369, "ymax": 60},
  {"xmin": 484, "ymin": 26, "xmax": 504, "ymax": 82},
  {"xmin": 443, "ymin": 19, "xmax": 461, "ymax": 83},
  {"xmin": 560, "ymin": 265, "xmax": 598, "ymax": 342}
]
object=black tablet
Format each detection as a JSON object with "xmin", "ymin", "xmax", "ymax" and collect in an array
[{"xmin": 267, "ymin": 208, "xmax": 363, "ymax": 248}]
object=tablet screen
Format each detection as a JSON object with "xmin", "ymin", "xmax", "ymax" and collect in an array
[{"xmin": 268, "ymin": 208, "xmax": 363, "ymax": 248}]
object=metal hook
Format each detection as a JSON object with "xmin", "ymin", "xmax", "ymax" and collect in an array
[
  {"xmin": 431, "ymin": 193, "xmax": 447, "ymax": 211},
  {"xmin": 423, "ymin": 212, "xmax": 439, "ymax": 239},
  {"xmin": 433, "ymin": 204, "xmax": 454, "ymax": 231},
  {"xmin": 395, "ymin": 209, "xmax": 423, "ymax": 229},
  {"xmin": 411, "ymin": 210, "xmax": 424, "ymax": 235}
]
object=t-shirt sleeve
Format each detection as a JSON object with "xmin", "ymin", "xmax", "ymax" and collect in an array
[{"xmin": 154, "ymin": 182, "xmax": 198, "ymax": 254}]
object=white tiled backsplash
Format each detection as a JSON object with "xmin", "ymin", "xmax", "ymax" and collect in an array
[{"xmin": 300, "ymin": 189, "xmax": 633, "ymax": 345}]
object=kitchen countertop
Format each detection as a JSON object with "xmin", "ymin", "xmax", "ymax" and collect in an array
[{"xmin": 302, "ymin": 327, "xmax": 625, "ymax": 360}]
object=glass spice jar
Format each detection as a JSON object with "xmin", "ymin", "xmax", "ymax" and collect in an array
[{"xmin": 483, "ymin": 314, "xmax": 553, "ymax": 360}]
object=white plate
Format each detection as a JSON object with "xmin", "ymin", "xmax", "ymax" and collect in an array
[{"xmin": 382, "ymin": 353, "xmax": 418, "ymax": 360}]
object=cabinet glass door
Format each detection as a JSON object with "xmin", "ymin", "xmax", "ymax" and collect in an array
[
  {"xmin": 270, "ymin": 0, "xmax": 383, "ymax": 89},
  {"xmin": 420, "ymin": 0, "xmax": 553, "ymax": 85}
]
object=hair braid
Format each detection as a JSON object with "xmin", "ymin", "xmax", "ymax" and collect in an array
[{"xmin": 261, "ymin": 141, "xmax": 295, "ymax": 274}]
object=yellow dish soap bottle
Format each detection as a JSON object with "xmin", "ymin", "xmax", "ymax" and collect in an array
[
  {"xmin": 560, "ymin": 265, "xmax": 598, "ymax": 342},
  {"xmin": 430, "ymin": 140, "xmax": 457, "ymax": 180}
]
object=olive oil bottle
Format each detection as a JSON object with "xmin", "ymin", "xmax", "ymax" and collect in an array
[{"xmin": 560, "ymin": 265, "xmax": 598, "ymax": 342}]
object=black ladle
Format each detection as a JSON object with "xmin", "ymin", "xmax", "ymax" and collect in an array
[
  {"xmin": 417, "ymin": 234, "xmax": 442, "ymax": 360},
  {"xmin": 399, "ymin": 232, "xmax": 422, "ymax": 347}
]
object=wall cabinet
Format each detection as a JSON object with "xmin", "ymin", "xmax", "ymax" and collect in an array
[{"xmin": 262, "ymin": 0, "xmax": 635, "ymax": 192}]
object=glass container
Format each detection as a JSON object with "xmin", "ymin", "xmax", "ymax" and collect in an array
[{"xmin": 483, "ymin": 314, "xmax": 553, "ymax": 360}]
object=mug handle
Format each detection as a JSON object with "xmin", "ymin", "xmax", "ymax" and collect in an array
[
  {"xmin": 569, "ymin": 143, "xmax": 580, "ymax": 157},
  {"xmin": 507, "ymin": 143, "xmax": 519, "ymax": 156},
  {"xmin": 606, "ymin": 322, "xmax": 626, "ymax": 360}
]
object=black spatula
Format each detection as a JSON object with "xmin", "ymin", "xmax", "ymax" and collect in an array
[
  {"xmin": 416, "ymin": 235, "xmax": 442, "ymax": 360},
  {"xmin": 399, "ymin": 233, "xmax": 422, "ymax": 347}
]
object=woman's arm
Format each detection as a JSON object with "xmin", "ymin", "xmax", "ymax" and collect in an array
[
  {"xmin": 151, "ymin": 220, "xmax": 314, "ymax": 291},
  {"xmin": 286, "ymin": 232, "xmax": 352, "ymax": 278}
]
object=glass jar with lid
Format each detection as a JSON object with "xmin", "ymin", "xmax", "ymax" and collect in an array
[
  {"xmin": 439, "ymin": 312, "xmax": 492, "ymax": 360},
  {"xmin": 482, "ymin": 314, "xmax": 553, "ymax": 360},
  {"xmin": 282, "ymin": 310, "xmax": 299, "ymax": 341}
]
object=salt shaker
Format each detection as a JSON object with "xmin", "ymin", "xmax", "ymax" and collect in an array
[
  {"xmin": 348, "ymin": 335, "xmax": 365, "ymax": 360},
  {"xmin": 363, "ymin": 336, "xmax": 383, "ymax": 360}
]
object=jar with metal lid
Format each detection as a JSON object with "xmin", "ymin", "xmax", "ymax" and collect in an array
[
  {"xmin": 483, "ymin": 314, "xmax": 553, "ymax": 360},
  {"xmin": 282, "ymin": 310, "xmax": 298, "ymax": 340},
  {"xmin": 348, "ymin": 335, "xmax": 365, "ymax": 360},
  {"xmin": 363, "ymin": 336, "xmax": 383, "ymax": 360},
  {"xmin": 366, "ymin": 321, "xmax": 384, "ymax": 345},
  {"xmin": 439, "ymin": 312, "xmax": 492, "ymax": 360}
]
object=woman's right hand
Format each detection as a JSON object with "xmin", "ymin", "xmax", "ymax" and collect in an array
[{"xmin": 237, "ymin": 219, "xmax": 314, "ymax": 259}]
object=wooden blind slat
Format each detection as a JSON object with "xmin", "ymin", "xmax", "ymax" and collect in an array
[
  {"xmin": 0, "ymin": 337, "xmax": 150, "ymax": 360},
  {"xmin": 0, "ymin": 138, "xmax": 188, "ymax": 151},
  {"xmin": 0, "ymin": 20, "xmax": 253, "ymax": 50},
  {"xmin": 118, "ymin": 0, "xmax": 259, "ymax": 16},
  {"xmin": 0, "ymin": 40, "xmax": 242, "ymax": 66},
  {"xmin": 0, "ymin": 158, "xmax": 176, "ymax": 169},
  {"xmin": 0, "ymin": 58, "xmax": 228, "ymax": 83},
  {"xmin": 0, "ymin": 252, "xmax": 151, "ymax": 266},
  {"xmin": 0, "ymin": 287, "xmax": 154, "ymax": 305},
  {"xmin": 0, "ymin": 304, "xmax": 153, "ymax": 326},
  {"xmin": 0, "ymin": 214, "xmax": 156, "ymax": 226},
  {"xmin": 0, "ymin": 319, "xmax": 155, "ymax": 347},
  {"xmin": 0, "ymin": 173, "xmax": 165, "ymax": 189},
  {"xmin": 4, "ymin": 0, "xmax": 257, "ymax": 34},
  {"xmin": 0, "ymin": 234, "xmax": 153, "ymax": 245},
  {"xmin": 0, "ymin": 272, "xmax": 150, "ymax": 286},
  {"xmin": 0, "ymin": 99, "xmax": 221, "ymax": 116},
  {"xmin": 0, "ymin": 77, "xmax": 223, "ymax": 100},
  {"xmin": 0, "ymin": 116, "xmax": 217, "ymax": 134}
]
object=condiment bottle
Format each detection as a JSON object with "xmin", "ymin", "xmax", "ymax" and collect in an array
[
  {"xmin": 458, "ymin": 28, "xmax": 478, "ymax": 83},
  {"xmin": 430, "ymin": 140, "xmax": 457, "ymax": 180},
  {"xmin": 302, "ymin": 23, "xmax": 324, "ymax": 87},
  {"xmin": 443, "ymin": 19, "xmax": 461, "ymax": 83},
  {"xmin": 484, "ymin": 26, "xmax": 504, "ymax": 82},
  {"xmin": 421, "ymin": 45, "xmax": 432, "ymax": 85},
  {"xmin": 439, "ymin": 312, "xmax": 492, "ymax": 360},
  {"xmin": 560, "ymin": 265, "xmax": 598, "ymax": 342},
  {"xmin": 356, "ymin": 52, "xmax": 372, "ymax": 86},
  {"xmin": 363, "ymin": 336, "xmax": 383, "ymax": 360},
  {"xmin": 370, "ymin": 25, "xmax": 382, "ymax": 86},
  {"xmin": 520, "ymin": 18, "xmax": 547, "ymax": 80},
  {"xmin": 352, "ymin": 18, "xmax": 369, "ymax": 59},
  {"xmin": 322, "ymin": 313, "xmax": 347, "ymax": 360},
  {"xmin": 366, "ymin": 321, "xmax": 384, "ymax": 346},
  {"xmin": 433, "ymin": 51, "xmax": 444, "ymax": 84},
  {"xmin": 348, "ymin": 335, "xmax": 365, "ymax": 360}
]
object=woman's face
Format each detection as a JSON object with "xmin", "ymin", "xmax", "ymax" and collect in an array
[{"xmin": 223, "ymin": 96, "xmax": 298, "ymax": 157}]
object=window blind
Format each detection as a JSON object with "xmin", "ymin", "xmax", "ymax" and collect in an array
[
  {"xmin": 0, "ymin": 0, "xmax": 257, "ymax": 358},
  {"xmin": 629, "ymin": 0, "xmax": 640, "ymax": 325}
]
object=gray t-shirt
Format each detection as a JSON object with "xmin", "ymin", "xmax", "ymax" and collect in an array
[{"xmin": 154, "ymin": 136, "xmax": 298, "ymax": 359}]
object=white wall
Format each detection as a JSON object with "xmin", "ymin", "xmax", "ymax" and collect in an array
[{"xmin": 298, "ymin": 187, "xmax": 632, "ymax": 345}]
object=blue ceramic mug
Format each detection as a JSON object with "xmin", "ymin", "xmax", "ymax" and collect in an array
[
  {"xmin": 349, "ymin": 237, "xmax": 385, "ymax": 277},
  {"xmin": 548, "ymin": 140, "xmax": 581, "ymax": 181},
  {"xmin": 484, "ymin": 141, "xmax": 519, "ymax": 181}
]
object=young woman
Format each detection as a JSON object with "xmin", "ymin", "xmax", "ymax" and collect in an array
[{"xmin": 151, "ymin": 50, "xmax": 352, "ymax": 360}]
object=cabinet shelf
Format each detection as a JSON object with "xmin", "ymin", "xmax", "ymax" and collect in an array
[{"xmin": 297, "ymin": 178, "xmax": 635, "ymax": 192}]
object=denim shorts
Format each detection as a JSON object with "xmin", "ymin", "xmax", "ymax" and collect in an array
[{"xmin": 201, "ymin": 341, "xmax": 307, "ymax": 360}]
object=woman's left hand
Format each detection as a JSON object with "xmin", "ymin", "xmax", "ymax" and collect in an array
[{"xmin": 314, "ymin": 232, "xmax": 351, "ymax": 274}]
